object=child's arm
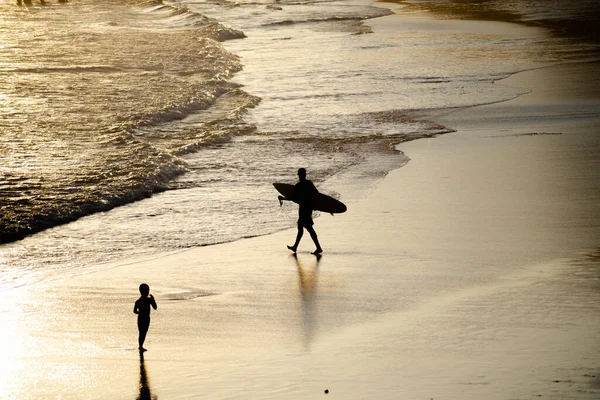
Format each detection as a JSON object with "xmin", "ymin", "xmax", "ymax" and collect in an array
[
  {"xmin": 149, "ymin": 294, "xmax": 157, "ymax": 310},
  {"xmin": 133, "ymin": 299, "xmax": 140, "ymax": 314}
]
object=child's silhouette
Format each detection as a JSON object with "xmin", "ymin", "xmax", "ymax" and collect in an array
[{"xmin": 134, "ymin": 283, "xmax": 157, "ymax": 352}]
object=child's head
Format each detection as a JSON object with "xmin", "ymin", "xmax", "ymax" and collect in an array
[{"xmin": 139, "ymin": 283, "xmax": 150, "ymax": 296}]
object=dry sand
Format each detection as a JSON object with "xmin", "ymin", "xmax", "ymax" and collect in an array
[{"xmin": 1, "ymin": 31, "xmax": 600, "ymax": 400}]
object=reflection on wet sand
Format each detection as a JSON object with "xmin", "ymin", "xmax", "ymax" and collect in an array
[
  {"xmin": 395, "ymin": 0, "xmax": 600, "ymax": 43},
  {"xmin": 573, "ymin": 246, "xmax": 600, "ymax": 266},
  {"xmin": 570, "ymin": 246, "xmax": 600, "ymax": 292},
  {"xmin": 293, "ymin": 254, "xmax": 321, "ymax": 350},
  {"xmin": 395, "ymin": 0, "xmax": 521, "ymax": 24},
  {"xmin": 137, "ymin": 352, "xmax": 156, "ymax": 400}
]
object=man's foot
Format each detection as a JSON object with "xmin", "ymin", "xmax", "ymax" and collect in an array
[
  {"xmin": 139, "ymin": 347, "xmax": 147, "ymax": 352},
  {"xmin": 312, "ymin": 248, "xmax": 323, "ymax": 255},
  {"xmin": 287, "ymin": 245, "xmax": 297, "ymax": 253}
]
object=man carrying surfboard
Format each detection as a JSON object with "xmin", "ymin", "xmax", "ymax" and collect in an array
[{"xmin": 278, "ymin": 168, "xmax": 323, "ymax": 255}]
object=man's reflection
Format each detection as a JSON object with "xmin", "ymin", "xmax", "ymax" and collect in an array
[{"xmin": 293, "ymin": 253, "xmax": 321, "ymax": 350}]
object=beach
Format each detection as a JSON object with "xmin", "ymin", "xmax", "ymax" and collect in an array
[
  {"xmin": 1, "ymin": 1, "xmax": 600, "ymax": 399},
  {"xmin": 2, "ymin": 58, "xmax": 599, "ymax": 400}
]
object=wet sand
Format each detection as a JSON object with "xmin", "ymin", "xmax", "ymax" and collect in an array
[{"xmin": 2, "ymin": 32, "xmax": 600, "ymax": 400}]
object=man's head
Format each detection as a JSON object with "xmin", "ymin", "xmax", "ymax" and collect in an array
[
  {"xmin": 297, "ymin": 168, "xmax": 307, "ymax": 180},
  {"xmin": 139, "ymin": 283, "xmax": 150, "ymax": 296}
]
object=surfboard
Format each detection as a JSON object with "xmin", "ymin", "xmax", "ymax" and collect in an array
[{"xmin": 273, "ymin": 183, "xmax": 347, "ymax": 214}]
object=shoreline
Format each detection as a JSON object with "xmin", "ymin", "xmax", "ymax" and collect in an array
[{"xmin": 2, "ymin": 0, "xmax": 595, "ymax": 250}]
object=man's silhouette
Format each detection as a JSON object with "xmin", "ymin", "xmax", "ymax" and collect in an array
[{"xmin": 279, "ymin": 168, "xmax": 323, "ymax": 254}]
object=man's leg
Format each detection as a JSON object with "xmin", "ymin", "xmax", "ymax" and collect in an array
[
  {"xmin": 288, "ymin": 225, "xmax": 303, "ymax": 252},
  {"xmin": 306, "ymin": 226, "xmax": 322, "ymax": 254}
]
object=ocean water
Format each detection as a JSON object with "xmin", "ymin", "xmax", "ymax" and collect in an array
[{"xmin": 0, "ymin": 0, "xmax": 598, "ymax": 289}]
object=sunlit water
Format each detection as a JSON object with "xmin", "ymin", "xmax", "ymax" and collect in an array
[{"xmin": 1, "ymin": 0, "xmax": 598, "ymax": 289}]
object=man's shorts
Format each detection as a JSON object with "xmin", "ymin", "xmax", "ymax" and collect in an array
[{"xmin": 298, "ymin": 208, "xmax": 314, "ymax": 228}]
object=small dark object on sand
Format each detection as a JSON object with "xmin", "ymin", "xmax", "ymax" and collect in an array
[{"xmin": 324, "ymin": 389, "xmax": 329, "ymax": 394}]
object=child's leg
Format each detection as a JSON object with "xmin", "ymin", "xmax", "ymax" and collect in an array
[{"xmin": 138, "ymin": 320, "xmax": 150, "ymax": 350}]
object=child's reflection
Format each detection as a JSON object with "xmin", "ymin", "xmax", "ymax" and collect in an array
[{"xmin": 137, "ymin": 352, "xmax": 156, "ymax": 400}]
